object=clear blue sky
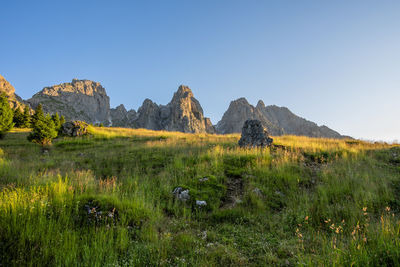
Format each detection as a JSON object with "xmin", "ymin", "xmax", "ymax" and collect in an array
[{"xmin": 1, "ymin": 0, "xmax": 399, "ymax": 141}]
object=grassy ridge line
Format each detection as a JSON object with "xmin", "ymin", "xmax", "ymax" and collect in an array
[{"xmin": 0, "ymin": 127, "xmax": 399, "ymax": 266}]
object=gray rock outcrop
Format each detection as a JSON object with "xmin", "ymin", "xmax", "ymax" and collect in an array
[
  {"xmin": 0, "ymin": 74, "xmax": 29, "ymax": 110},
  {"xmin": 238, "ymin": 120, "xmax": 273, "ymax": 148},
  {"xmin": 110, "ymin": 104, "xmax": 137, "ymax": 127},
  {"xmin": 61, "ymin": 121, "xmax": 89, "ymax": 137},
  {"xmin": 172, "ymin": 187, "xmax": 190, "ymax": 202},
  {"xmin": 28, "ymin": 79, "xmax": 111, "ymax": 125}
]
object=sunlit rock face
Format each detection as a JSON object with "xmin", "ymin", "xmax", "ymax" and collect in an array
[
  {"xmin": 28, "ymin": 79, "xmax": 111, "ymax": 125},
  {"xmin": 133, "ymin": 85, "xmax": 215, "ymax": 134},
  {"xmin": 0, "ymin": 74, "xmax": 28, "ymax": 110}
]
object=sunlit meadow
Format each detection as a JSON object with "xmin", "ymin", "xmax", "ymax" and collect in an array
[{"xmin": 0, "ymin": 127, "xmax": 399, "ymax": 266}]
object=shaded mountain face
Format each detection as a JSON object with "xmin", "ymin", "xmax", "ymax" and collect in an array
[
  {"xmin": 216, "ymin": 98, "xmax": 343, "ymax": 138},
  {"xmin": 28, "ymin": 79, "xmax": 111, "ymax": 125},
  {"xmin": 257, "ymin": 102, "xmax": 342, "ymax": 138},
  {"xmin": 110, "ymin": 104, "xmax": 137, "ymax": 127},
  {"xmin": 215, "ymin": 98, "xmax": 283, "ymax": 135},
  {"xmin": 0, "ymin": 74, "xmax": 28, "ymax": 110}
]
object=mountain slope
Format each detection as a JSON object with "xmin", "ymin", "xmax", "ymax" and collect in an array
[{"xmin": 217, "ymin": 98, "xmax": 344, "ymax": 138}]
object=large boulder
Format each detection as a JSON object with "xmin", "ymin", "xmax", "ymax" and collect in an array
[
  {"xmin": 61, "ymin": 121, "xmax": 89, "ymax": 137},
  {"xmin": 238, "ymin": 120, "xmax": 273, "ymax": 148}
]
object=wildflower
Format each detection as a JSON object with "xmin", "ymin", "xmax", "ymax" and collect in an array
[
  {"xmin": 362, "ymin": 207, "xmax": 367, "ymax": 212},
  {"xmin": 385, "ymin": 206, "xmax": 391, "ymax": 212}
]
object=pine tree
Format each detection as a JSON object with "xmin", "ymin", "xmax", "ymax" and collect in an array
[
  {"xmin": 51, "ymin": 112, "xmax": 61, "ymax": 132},
  {"xmin": 22, "ymin": 106, "xmax": 31, "ymax": 128},
  {"xmin": 60, "ymin": 115, "xmax": 66, "ymax": 126},
  {"xmin": 27, "ymin": 114, "xmax": 58, "ymax": 146},
  {"xmin": 0, "ymin": 93, "xmax": 14, "ymax": 138},
  {"xmin": 13, "ymin": 108, "xmax": 24, "ymax": 128},
  {"xmin": 31, "ymin": 104, "xmax": 44, "ymax": 126}
]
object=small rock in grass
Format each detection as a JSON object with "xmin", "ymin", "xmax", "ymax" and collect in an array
[
  {"xmin": 172, "ymin": 187, "xmax": 190, "ymax": 201},
  {"xmin": 252, "ymin": 187, "xmax": 263, "ymax": 197},
  {"xmin": 196, "ymin": 200, "xmax": 207, "ymax": 207},
  {"xmin": 199, "ymin": 177, "xmax": 209, "ymax": 182}
]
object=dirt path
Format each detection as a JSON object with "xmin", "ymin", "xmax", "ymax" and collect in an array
[{"xmin": 220, "ymin": 175, "xmax": 244, "ymax": 209}]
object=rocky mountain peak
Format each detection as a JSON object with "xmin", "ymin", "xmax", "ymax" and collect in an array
[
  {"xmin": 0, "ymin": 74, "xmax": 28, "ymax": 110},
  {"xmin": 0, "ymin": 74, "xmax": 16, "ymax": 95},
  {"xmin": 256, "ymin": 100, "xmax": 266, "ymax": 109},
  {"xmin": 216, "ymin": 97, "xmax": 281, "ymax": 135},
  {"xmin": 28, "ymin": 79, "xmax": 111, "ymax": 124},
  {"xmin": 114, "ymin": 104, "xmax": 127, "ymax": 113},
  {"xmin": 232, "ymin": 97, "xmax": 250, "ymax": 106},
  {"xmin": 39, "ymin": 79, "xmax": 107, "ymax": 97},
  {"xmin": 132, "ymin": 85, "xmax": 214, "ymax": 133},
  {"xmin": 170, "ymin": 85, "xmax": 195, "ymax": 105}
]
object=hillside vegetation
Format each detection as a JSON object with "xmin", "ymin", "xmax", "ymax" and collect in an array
[{"xmin": 0, "ymin": 127, "xmax": 399, "ymax": 266}]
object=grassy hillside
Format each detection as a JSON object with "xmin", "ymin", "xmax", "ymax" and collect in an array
[{"xmin": 0, "ymin": 127, "xmax": 399, "ymax": 266}]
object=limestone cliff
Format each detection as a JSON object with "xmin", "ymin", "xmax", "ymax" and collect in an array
[
  {"xmin": 28, "ymin": 79, "xmax": 111, "ymax": 125},
  {"xmin": 133, "ymin": 85, "xmax": 215, "ymax": 133},
  {"xmin": 110, "ymin": 104, "xmax": 137, "ymax": 127},
  {"xmin": 0, "ymin": 74, "xmax": 28, "ymax": 110}
]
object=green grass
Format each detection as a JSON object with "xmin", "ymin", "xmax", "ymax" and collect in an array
[{"xmin": 0, "ymin": 128, "xmax": 399, "ymax": 266}]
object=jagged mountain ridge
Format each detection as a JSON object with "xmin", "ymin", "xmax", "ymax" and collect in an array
[
  {"xmin": 216, "ymin": 98, "xmax": 343, "ymax": 138},
  {"xmin": 28, "ymin": 79, "xmax": 111, "ymax": 124},
  {"xmin": 111, "ymin": 85, "xmax": 216, "ymax": 133},
  {"xmin": 1, "ymin": 73, "xmax": 345, "ymax": 138}
]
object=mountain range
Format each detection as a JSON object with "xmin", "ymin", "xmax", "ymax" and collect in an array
[{"xmin": 0, "ymin": 74, "xmax": 346, "ymax": 138}]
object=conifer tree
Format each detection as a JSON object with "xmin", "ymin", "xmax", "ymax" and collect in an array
[
  {"xmin": 27, "ymin": 113, "xmax": 58, "ymax": 146},
  {"xmin": 31, "ymin": 104, "xmax": 44, "ymax": 126},
  {"xmin": 13, "ymin": 108, "xmax": 24, "ymax": 128},
  {"xmin": 60, "ymin": 115, "xmax": 66, "ymax": 126},
  {"xmin": 0, "ymin": 93, "xmax": 14, "ymax": 138},
  {"xmin": 22, "ymin": 106, "xmax": 31, "ymax": 128},
  {"xmin": 51, "ymin": 112, "xmax": 61, "ymax": 132}
]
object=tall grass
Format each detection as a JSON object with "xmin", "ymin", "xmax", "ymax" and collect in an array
[{"xmin": 0, "ymin": 127, "xmax": 399, "ymax": 266}]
